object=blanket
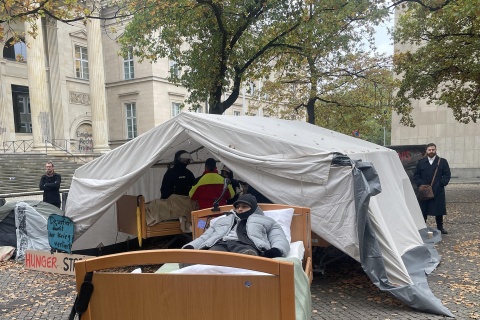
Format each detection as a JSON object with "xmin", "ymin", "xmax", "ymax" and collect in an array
[{"xmin": 145, "ymin": 195, "xmax": 198, "ymax": 229}]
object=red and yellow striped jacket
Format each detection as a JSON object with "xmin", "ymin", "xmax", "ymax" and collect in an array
[{"xmin": 189, "ymin": 171, "xmax": 235, "ymax": 209}]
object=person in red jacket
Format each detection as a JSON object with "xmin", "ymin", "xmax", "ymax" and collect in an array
[{"xmin": 189, "ymin": 158, "xmax": 235, "ymax": 209}]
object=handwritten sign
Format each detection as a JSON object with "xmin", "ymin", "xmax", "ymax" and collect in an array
[
  {"xmin": 25, "ymin": 250, "xmax": 91, "ymax": 275},
  {"xmin": 47, "ymin": 214, "xmax": 74, "ymax": 253}
]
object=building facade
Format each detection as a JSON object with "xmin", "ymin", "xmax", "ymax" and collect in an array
[{"xmin": 0, "ymin": 17, "xmax": 260, "ymax": 154}]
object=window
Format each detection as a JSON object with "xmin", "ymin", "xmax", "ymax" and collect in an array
[
  {"xmin": 11, "ymin": 85, "xmax": 32, "ymax": 133},
  {"xmin": 169, "ymin": 60, "xmax": 180, "ymax": 78},
  {"xmin": 249, "ymin": 82, "xmax": 256, "ymax": 95},
  {"xmin": 75, "ymin": 45, "xmax": 89, "ymax": 80},
  {"xmin": 233, "ymin": 111, "xmax": 241, "ymax": 116},
  {"xmin": 172, "ymin": 102, "xmax": 181, "ymax": 117},
  {"xmin": 3, "ymin": 38, "xmax": 27, "ymax": 62},
  {"xmin": 125, "ymin": 103, "xmax": 137, "ymax": 139},
  {"xmin": 124, "ymin": 50, "xmax": 134, "ymax": 80}
]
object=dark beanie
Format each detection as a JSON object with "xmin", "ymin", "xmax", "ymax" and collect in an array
[{"xmin": 233, "ymin": 194, "xmax": 258, "ymax": 210}]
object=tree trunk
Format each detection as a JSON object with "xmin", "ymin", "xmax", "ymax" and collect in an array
[{"xmin": 306, "ymin": 97, "xmax": 316, "ymax": 124}]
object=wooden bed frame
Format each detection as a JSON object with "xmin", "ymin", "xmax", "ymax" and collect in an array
[
  {"xmin": 117, "ymin": 195, "xmax": 185, "ymax": 239},
  {"xmin": 75, "ymin": 204, "xmax": 312, "ymax": 320}
]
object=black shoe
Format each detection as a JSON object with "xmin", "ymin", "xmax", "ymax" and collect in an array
[{"xmin": 439, "ymin": 229, "xmax": 448, "ymax": 234}]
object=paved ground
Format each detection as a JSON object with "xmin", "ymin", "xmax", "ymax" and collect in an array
[{"xmin": 1, "ymin": 183, "xmax": 478, "ymax": 319}]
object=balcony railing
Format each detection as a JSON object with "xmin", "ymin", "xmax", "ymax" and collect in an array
[{"xmin": 3, "ymin": 139, "xmax": 33, "ymax": 153}]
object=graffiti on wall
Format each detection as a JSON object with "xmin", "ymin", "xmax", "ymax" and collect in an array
[{"xmin": 76, "ymin": 123, "xmax": 93, "ymax": 152}]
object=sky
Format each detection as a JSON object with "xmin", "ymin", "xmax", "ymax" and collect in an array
[{"xmin": 374, "ymin": 15, "xmax": 395, "ymax": 55}]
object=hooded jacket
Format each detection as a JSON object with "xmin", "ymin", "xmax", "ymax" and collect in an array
[
  {"xmin": 160, "ymin": 162, "xmax": 195, "ymax": 199},
  {"xmin": 185, "ymin": 207, "xmax": 290, "ymax": 257}
]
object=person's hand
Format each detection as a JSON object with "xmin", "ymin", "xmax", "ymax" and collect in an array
[
  {"xmin": 262, "ymin": 247, "xmax": 282, "ymax": 258},
  {"xmin": 183, "ymin": 245, "xmax": 194, "ymax": 249}
]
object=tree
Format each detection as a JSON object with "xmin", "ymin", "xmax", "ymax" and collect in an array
[
  {"xmin": 393, "ymin": 0, "xmax": 480, "ymax": 124},
  {"xmin": 247, "ymin": 0, "xmax": 399, "ymax": 131},
  {"xmin": 0, "ymin": 1, "xmax": 133, "ymax": 42},
  {"xmin": 313, "ymin": 73, "xmax": 394, "ymax": 145},
  {"xmin": 120, "ymin": 0, "xmax": 309, "ymax": 115}
]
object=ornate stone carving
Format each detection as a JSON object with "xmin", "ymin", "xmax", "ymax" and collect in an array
[{"xmin": 70, "ymin": 91, "xmax": 91, "ymax": 105}]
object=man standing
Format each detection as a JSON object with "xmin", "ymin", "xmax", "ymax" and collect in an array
[
  {"xmin": 413, "ymin": 143, "xmax": 451, "ymax": 234},
  {"xmin": 39, "ymin": 161, "xmax": 62, "ymax": 208},
  {"xmin": 189, "ymin": 158, "xmax": 234, "ymax": 209},
  {"xmin": 160, "ymin": 150, "xmax": 196, "ymax": 199}
]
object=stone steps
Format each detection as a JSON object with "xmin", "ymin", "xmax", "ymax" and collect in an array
[{"xmin": 0, "ymin": 153, "xmax": 86, "ymax": 195}]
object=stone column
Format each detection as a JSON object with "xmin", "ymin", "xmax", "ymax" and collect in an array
[
  {"xmin": 25, "ymin": 17, "xmax": 52, "ymax": 150},
  {"xmin": 0, "ymin": 61, "xmax": 7, "ymax": 146},
  {"xmin": 45, "ymin": 17, "xmax": 69, "ymax": 146},
  {"xmin": 86, "ymin": 17, "xmax": 110, "ymax": 153}
]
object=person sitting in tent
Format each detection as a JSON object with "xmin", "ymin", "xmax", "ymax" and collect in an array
[
  {"xmin": 189, "ymin": 158, "xmax": 235, "ymax": 209},
  {"xmin": 219, "ymin": 165, "xmax": 272, "ymax": 205},
  {"xmin": 220, "ymin": 165, "xmax": 243, "ymax": 205},
  {"xmin": 160, "ymin": 150, "xmax": 196, "ymax": 199},
  {"xmin": 183, "ymin": 194, "xmax": 289, "ymax": 257}
]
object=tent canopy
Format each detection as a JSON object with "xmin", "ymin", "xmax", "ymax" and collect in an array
[{"xmin": 65, "ymin": 113, "xmax": 451, "ymax": 316}]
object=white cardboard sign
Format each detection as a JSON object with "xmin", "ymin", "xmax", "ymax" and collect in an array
[{"xmin": 24, "ymin": 250, "xmax": 91, "ymax": 275}]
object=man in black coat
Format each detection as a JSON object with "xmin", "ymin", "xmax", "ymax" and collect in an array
[
  {"xmin": 160, "ymin": 150, "xmax": 195, "ymax": 199},
  {"xmin": 413, "ymin": 143, "xmax": 451, "ymax": 234},
  {"xmin": 39, "ymin": 161, "xmax": 62, "ymax": 208}
]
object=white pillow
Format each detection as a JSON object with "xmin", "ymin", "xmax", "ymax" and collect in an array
[{"xmin": 263, "ymin": 208, "xmax": 294, "ymax": 243}]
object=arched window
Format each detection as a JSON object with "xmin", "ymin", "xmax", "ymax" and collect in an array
[{"xmin": 3, "ymin": 38, "xmax": 27, "ymax": 62}]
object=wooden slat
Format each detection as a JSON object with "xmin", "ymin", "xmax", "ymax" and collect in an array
[
  {"xmin": 279, "ymin": 262, "xmax": 296, "ymax": 320},
  {"xmin": 88, "ymin": 273, "xmax": 282, "ymax": 320},
  {"xmin": 145, "ymin": 221, "xmax": 183, "ymax": 237},
  {"xmin": 116, "ymin": 195, "xmax": 138, "ymax": 236},
  {"xmin": 78, "ymin": 249, "xmax": 288, "ymax": 275}
]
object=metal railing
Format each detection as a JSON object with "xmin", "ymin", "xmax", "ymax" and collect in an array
[
  {"xmin": 3, "ymin": 139, "xmax": 34, "ymax": 153},
  {"xmin": 45, "ymin": 140, "xmax": 88, "ymax": 163}
]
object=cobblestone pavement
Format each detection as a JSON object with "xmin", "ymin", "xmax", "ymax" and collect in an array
[
  {"xmin": 311, "ymin": 183, "xmax": 480, "ymax": 319},
  {"xmin": 1, "ymin": 184, "xmax": 478, "ymax": 319}
]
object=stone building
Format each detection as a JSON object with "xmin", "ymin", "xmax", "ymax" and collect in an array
[
  {"xmin": 391, "ymin": 13, "xmax": 480, "ymax": 181},
  {"xmin": 0, "ymin": 17, "xmax": 259, "ymax": 154}
]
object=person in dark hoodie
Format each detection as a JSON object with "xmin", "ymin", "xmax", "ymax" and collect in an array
[
  {"xmin": 160, "ymin": 150, "xmax": 196, "ymax": 199},
  {"xmin": 183, "ymin": 194, "xmax": 289, "ymax": 257}
]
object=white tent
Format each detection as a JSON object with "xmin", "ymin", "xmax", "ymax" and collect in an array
[{"xmin": 66, "ymin": 113, "xmax": 452, "ymax": 316}]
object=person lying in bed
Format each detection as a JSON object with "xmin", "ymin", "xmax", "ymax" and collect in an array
[{"xmin": 183, "ymin": 194, "xmax": 289, "ymax": 258}]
